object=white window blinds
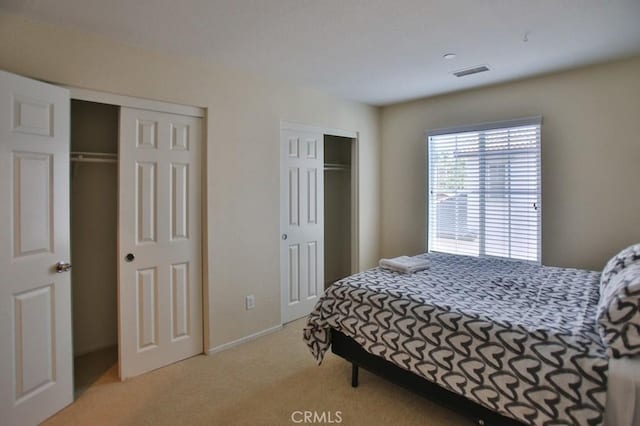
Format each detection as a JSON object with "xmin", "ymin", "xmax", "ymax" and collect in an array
[{"xmin": 427, "ymin": 117, "xmax": 541, "ymax": 262}]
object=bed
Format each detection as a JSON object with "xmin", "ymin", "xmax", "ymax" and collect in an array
[{"xmin": 304, "ymin": 251, "xmax": 640, "ymax": 425}]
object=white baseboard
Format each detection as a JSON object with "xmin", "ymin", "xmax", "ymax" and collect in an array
[{"xmin": 207, "ymin": 324, "xmax": 283, "ymax": 355}]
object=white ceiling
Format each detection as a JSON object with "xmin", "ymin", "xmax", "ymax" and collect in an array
[{"xmin": 2, "ymin": 0, "xmax": 640, "ymax": 105}]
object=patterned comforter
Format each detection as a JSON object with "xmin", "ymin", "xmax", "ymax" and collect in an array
[{"xmin": 303, "ymin": 253, "xmax": 608, "ymax": 425}]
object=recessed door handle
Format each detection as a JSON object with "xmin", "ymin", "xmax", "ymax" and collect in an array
[{"xmin": 55, "ymin": 261, "xmax": 72, "ymax": 273}]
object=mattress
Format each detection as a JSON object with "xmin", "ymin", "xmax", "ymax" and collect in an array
[{"xmin": 303, "ymin": 253, "xmax": 608, "ymax": 425}]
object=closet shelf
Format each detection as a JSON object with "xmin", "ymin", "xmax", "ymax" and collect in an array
[{"xmin": 71, "ymin": 151, "xmax": 117, "ymax": 164}]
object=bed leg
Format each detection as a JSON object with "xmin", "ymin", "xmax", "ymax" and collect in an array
[{"xmin": 351, "ymin": 363, "xmax": 359, "ymax": 388}]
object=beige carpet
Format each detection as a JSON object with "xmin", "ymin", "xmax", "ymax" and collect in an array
[
  {"xmin": 45, "ymin": 320, "xmax": 472, "ymax": 426},
  {"xmin": 73, "ymin": 345, "xmax": 118, "ymax": 398}
]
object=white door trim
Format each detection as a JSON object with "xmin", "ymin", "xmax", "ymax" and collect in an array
[
  {"xmin": 349, "ymin": 135, "xmax": 360, "ymax": 275},
  {"xmin": 281, "ymin": 121, "xmax": 357, "ymax": 140},
  {"xmin": 279, "ymin": 121, "xmax": 360, "ymax": 325},
  {"xmin": 65, "ymin": 86, "xmax": 205, "ymax": 118}
]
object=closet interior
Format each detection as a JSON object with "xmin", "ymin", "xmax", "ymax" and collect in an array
[
  {"xmin": 324, "ymin": 135, "xmax": 353, "ymax": 288},
  {"xmin": 70, "ymin": 100, "xmax": 119, "ymax": 396}
]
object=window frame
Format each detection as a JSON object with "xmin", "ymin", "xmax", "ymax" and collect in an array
[{"xmin": 426, "ymin": 116, "xmax": 542, "ymax": 263}]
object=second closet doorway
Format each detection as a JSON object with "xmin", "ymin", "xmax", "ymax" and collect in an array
[
  {"xmin": 324, "ymin": 135, "xmax": 354, "ymax": 289},
  {"xmin": 70, "ymin": 100, "xmax": 119, "ymax": 396},
  {"xmin": 279, "ymin": 124, "xmax": 358, "ymax": 324},
  {"xmin": 68, "ymin": 91, "xmax": 205, "ymax": 391}
]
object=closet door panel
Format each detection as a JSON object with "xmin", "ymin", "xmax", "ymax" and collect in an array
[
  {"xmin": 288, "ymin": 167, "xmax": 300, "ymax": 226},
  {"xmin": 287, "ymin": 244, "xmax": 300, "ymax": 303},
  {"xmin": 170, "ymin": 163, "xmax": 189, "ymax": 241},
  {"xmin": 136, "ymin": 161, "xmax": 157, "ymax": 244},
  {"xmin": 170, "ymin": 262, "xmax": 190, "ymax": 340},
  {"xmin": 119, "ymin": 107, "xmax": 202, "ymax": 380},
  {"xmin": 307, "ymin": 241, "xmax": 318, "ymax": 298},
  {"xmin": 13, "ymin": 152, "xmax": 53, "ymax": 256},
  {"xmin": 307, "ymin": 168, "xmax": 317, "ymax": 224},
  {"xmin": 280, "ymin": 129, "xmax": 324, "ymax": 323},
  {"xmin": 136, "ymin": 267, "xmax": 158, "ymax": 350},
  {"xmin": 13, "ymin": 285, "xmax": 55, "ymax": 400},
  {"xmin": 136, "ymin": 119, "xmax": 158, "ymax": 149},
  {"xmin": 170, "ymin": 123, "xmax": 189, "ymax": 151}
]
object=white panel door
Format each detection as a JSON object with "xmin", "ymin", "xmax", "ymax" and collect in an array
[
  {"xmin": 0, "ymin": 70, "xmax": 73, "ymax": 425},
  {"xmin": 280, "ymin": 129, "xmax": 324, "ymax": 323},
  {"xmin": 119, "ymin": 107, "xmax": 202, "ymax": 379}
]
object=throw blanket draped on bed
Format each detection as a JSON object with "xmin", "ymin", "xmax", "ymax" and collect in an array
[{"xmin": 303, "ymin": 253, "xmax": 608, "ymax": 426}]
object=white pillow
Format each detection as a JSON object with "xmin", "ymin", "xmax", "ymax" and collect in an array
[{"xmin": 600, "ymin": 243, "xmax": 640, "ymax": 292}]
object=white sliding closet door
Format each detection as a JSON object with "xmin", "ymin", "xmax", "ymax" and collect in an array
[
  {"xmin": 119, "ymin": 107, "xmax": 202, "ymax": 379},
  {"xmin": 280, "ymin": 129, "xmax": 324, "ymax": 323},
  {"xmin": 0, "ymin": 70, "xmax": 73, "ymax": 425}
]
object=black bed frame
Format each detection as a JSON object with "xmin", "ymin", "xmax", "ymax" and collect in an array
[{"xmin": 331, "ymin": 329, "xmax": 524, "ymax": 426}]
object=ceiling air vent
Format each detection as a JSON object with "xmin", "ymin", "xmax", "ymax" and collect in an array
[{"xmin": 452, "ymin": 65, "xmax": 490, "ymax": 77}]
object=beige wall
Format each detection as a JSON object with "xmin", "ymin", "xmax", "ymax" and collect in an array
[
  {"xmin": 4, "ymin": 9, "xmax": 638, "ymax": 351},
  {"xmin": 381, "ymin": 57, "xmax": 640, "ymax": 271},
  {"xmin": 0, "ymin": 12, "xmax": 381, "ymax": 349}
]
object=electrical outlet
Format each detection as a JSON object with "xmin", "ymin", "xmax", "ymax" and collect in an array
[{"xmin": 245, "ymin": 294, "xmax": 255, "ymax": 310}]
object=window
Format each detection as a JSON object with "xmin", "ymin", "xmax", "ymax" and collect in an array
[{"xmin": 427, "ymin": 117, "xmax": 541, "ymax": 262}]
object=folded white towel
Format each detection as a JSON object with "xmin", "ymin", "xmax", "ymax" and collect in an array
[{"xmin": 379, "ymin": 256, "xmax": 430, "ymax": 274}]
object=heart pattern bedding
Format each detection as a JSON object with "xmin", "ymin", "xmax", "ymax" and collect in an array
[{"xmin": 303, "ymin": 253, "xmax": 608, "ymax": 425}]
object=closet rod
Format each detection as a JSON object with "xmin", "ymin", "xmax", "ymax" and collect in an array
[
  {"xmin": 70, "ymin": 151, "xmax": 118, "ymax": 164},
  {"xmin": 71, "ymin": 151, "xmax": 117, "ymax": 158},
  {"xmin": 324, "ymin": 162, "xmax": 350, "ymax": 168},
  {"xmin": 324, "ymin": 162, "xmax": 350, "ymax": 171},
  {"xmin": 71, "ymin": 157, "xmax": 117, "ymax": 164}
]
